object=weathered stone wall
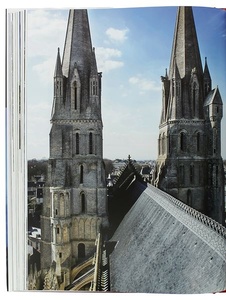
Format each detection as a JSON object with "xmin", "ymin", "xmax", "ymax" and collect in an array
[{"xmin": 109, "ymin": 182, "xmax": 226, "ymax": 294}]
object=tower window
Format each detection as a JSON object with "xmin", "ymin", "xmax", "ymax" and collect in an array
[
  {"xmin": 192, "ymin": 82, "xmax": 196, "ymax": 113},
  {"xmin": 179, "ymin": 165, "xmax": 185, "ymax": 184},
  {"xmin": 59, "ymin": 252, "xmax": 62, "ymax": 258},
  {"xmin": 176, "ymin": 81, "xmax": 180, "ymax": 96},
  {"xmin": 81, "ymin": 193, "xmax": 86, "ymax": 213},
  {"xmin": 76, "ymin": 133, "xmax": 79, "ymax": 154},
  {"xmin": 197, "ymin": 132, "xmax": 200, "ymax": 152},
  {"xmin": 187, "ymin": 190, "xmax": 192, "ymax": 206},
  {"xmin": 78, "ymin": 243, "xmax": 85, "ymax": 259},
  {"xmin": 180, "ymin": 132, "xmax": 186, "ymax": 151},
  {"xmin": 89, "ymin": 132, "xmax": 93, "ymax": 154},
  {"xmin": 190, "ymin": 165, "xmax": 194, "ymax": 184},
  {"xmin": 57, "ymin": 227, "xmax": 60, "ymax": 234},
  {"xmin": 91, "ymin": 79, "xmax": 98, "ymax": 96},
  {"xmin": 74, "ymin": 82, "xmax": 77, "ymax": 110},
  {"xmin": 80, "ymin": 165, "xmax": 84, "ymax": 184},
  {"xmin": 216, "ymin": 165, "xmax": 218, "ymax": 188}
]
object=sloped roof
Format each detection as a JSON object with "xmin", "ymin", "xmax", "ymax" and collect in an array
[
  {"xmin": 109, "ymin": 182, "xmax": 226, "ymax": 294},
  {"xmin": 204, "ymin": 87, "xmax": 222, "ymax": 107}
]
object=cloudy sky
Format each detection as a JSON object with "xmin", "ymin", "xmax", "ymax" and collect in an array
[{"xmin": 26, "ymin": 5, "xmax": 226, "ymax": 160}]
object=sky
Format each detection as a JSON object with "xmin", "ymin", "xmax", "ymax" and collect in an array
[{"xmin": 26, "ymin": 5, "xmax": 226, "ymax": 161}]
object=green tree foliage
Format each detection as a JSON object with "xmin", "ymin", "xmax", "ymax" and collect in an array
[
  {"xmin": 28, "ymin": 159, "xmax": 48, "ymax": 181},
  {"xmin": 104, "ymin": 159, "xmax": 114, "ymax": 175}
]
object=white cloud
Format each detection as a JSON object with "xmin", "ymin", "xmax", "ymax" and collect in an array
[
  {"xmin": 129, "ymin": 75, "xmax": 161, "ymax": 92},
  {"xmin": 27, "ymin": 9, "xmax": 67, "ymax": 85},
  {"xmin": 95, "ymin": 47, "xmax": 124, "ymax": 72},
  {"xmin": 32, "ymin": 57, "xmax": 56, "ymax": 84},
  {"xmin": 106, "ymin": 27, "xmax": 129, "ymax": 43},
  {"xmin": 27, "ymin": 9, "xmax": 67, "ymax": 58}
]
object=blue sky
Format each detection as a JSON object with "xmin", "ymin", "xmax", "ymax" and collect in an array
[{"xmin": 26, "ymin": 6, "xmax": 226, "ymax": 160}]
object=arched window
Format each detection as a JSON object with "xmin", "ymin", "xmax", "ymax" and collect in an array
[
  {"xmin": 80, "ymin": 165, "xmax": 83, "ymax": 184},
  {"xmin": 89, "ymin": 132, "xmax": 93, "ymax": 154},
  {"xmin": 179, "ymin": 165, "xmax": 185, "ymax": 184},
  {"xmin": 93, "ymin": 80, "xmax": 98, "ymax": 96},
  {"xmin": 190, "ymin": 165, "xmax": 194, "ymax": 184},
  {"xmin": 76, "ymin": 133, "xmax": 79, "ymax": 154},
  {"xmin": 180, "ymin": 132, "xmax": 186, "ymax": 151},
  {"xmin": 60, "ymin": 193, "xmax": 65, "ymax": 216},
  {"xmin": 213, "ymin": 127, "xmax": 216, "ymax": 154},
  {"xmin": 192, "ymin": 82, "xmax": 196, "ymax": 113},
  {"xmin": 187, "ymin": 190, "xmax": 192, "ymax": 206},
  {"xmin": 78, "ymin": 243, "xmax": 85, "ymax": 259},
  {"xmin": 74, "ymin": 81, "xmax": 77, "ymax": 110},
  {"xmin": 197, "ymin": 132, "xmax": 200, "ymax": 152},
  {"xmin": 81, "ymin": 193, "xmax": 86, "ymax": 213}
]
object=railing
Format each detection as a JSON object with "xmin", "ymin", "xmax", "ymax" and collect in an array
[{"xmin": 148, "ymin": 183, "xmax": 226, "ymax": 240}]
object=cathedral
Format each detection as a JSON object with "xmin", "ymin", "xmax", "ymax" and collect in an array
[
  {"xmin": 151, "ymin": 6, "xmax": 225, "ymax": 225},
  {"xmin": 34, "ymin": 7, "xmax": 226, "ymax": 293}
]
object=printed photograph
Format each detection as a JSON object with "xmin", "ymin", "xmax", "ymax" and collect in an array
[{"xmin": 18, "ymin": 5, "xmax": 226, "ymax": 292}]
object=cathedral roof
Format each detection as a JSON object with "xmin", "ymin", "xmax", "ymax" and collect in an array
[
  {"xmin": 109, "ymin": 182, "xmax": 226, "ymax": 293},
  {"xmin": 169, "ymin": 7, "xmax": 203, "ymax": 79}
]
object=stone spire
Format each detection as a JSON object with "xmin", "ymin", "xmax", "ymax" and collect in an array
[
  {"xmin": 62, "ymin": 9, "xmax": 93, "ymax": 79},
  {"xmin": 54, "ymin": 47, "xmax": 63, "ymax": 77},
  {"xmin": 203, "ymin": 57, "xmax": 212, "ymax": 97},
  {"xmin": 166, "ymin": 6, "xmax": 204, "ymax": 120},
  {"xmin": 60, "ymin": 9, "xmax": 100, "ymax": 117},
  {"xmin": 51, "ymin": 47, "xmax": 63, "ymax": 120},
  {"xmin": 169, "ymin": 6, "xmax": 203, "ymax": 80}
]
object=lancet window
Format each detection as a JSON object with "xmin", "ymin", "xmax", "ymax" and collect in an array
[
  {"xmin": 80, "ymin": 165, "xmax": 84, "ymax": 184},
  {"xmin": 76, "ymin": 133, "xmax": 79, "ymax": 154},
  {"xmin": 180, "ymin": 132, "xmax": 186, "ymax": 152},
  {"xmin": 81, "ymin": 193, "xmax": 86, "ymax": 213},
  {"xmin": 190, "ymin": 165, "xmax": 194, "ymax": 184},
  {"xmin": 91, "ymin": 79, "xmax": 98, "ymax": 96},
  {"xmin": 78, "ymin": 243, "xmax": 85, "ymax": 259},
  {"xmin": 89, "ymin": 132, "xmax": 93, "ymax": 154}
]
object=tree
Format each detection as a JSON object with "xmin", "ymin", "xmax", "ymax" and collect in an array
[{"xmin": 104, "ymin": 159, "xmax": 114, "ymax": 176}]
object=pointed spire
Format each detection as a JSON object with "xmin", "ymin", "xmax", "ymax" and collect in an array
[
  {"xmin": 54, "ymin": 47, "xmax": 63, "ymax": 77},
  {"xmin": 203, "ymin": 57, "xmax": 212, "ymax": 96},
  {"xmin": 203, "ymin": 57, "xmax": 211, "ymax": 80},
  {"xmin": 62, "ymin": 9, "xmax": 93, "ymax": 79},
  {"xmin": 169, "ymin": 7, "xmax": 203, "ymax": 79}
]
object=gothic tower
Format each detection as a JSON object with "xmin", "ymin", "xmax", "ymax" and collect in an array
[
  {"xmin": 152, "ymin": 7, "xmax": 224, "ymax": 225},
  {"xmin": 41, "ymin": 9, "xmax": 108, "ymax": 284}
]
